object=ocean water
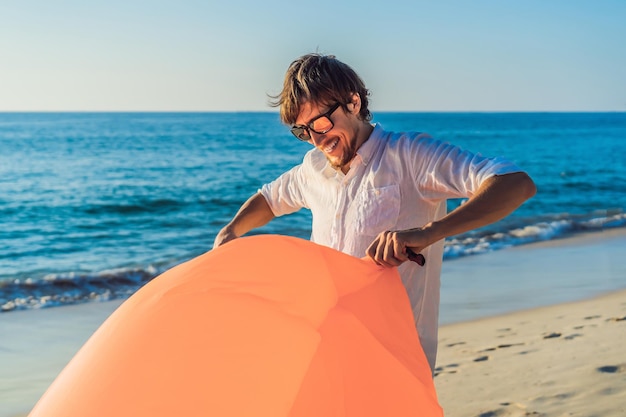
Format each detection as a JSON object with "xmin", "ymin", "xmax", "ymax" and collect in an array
[{"xmin": 1, "ymin": 112, "xmax": 625, "ymax": 312}]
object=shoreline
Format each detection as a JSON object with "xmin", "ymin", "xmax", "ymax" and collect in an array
[
  {"xmin": 1, "ymin": 228, "xmax": 625, "ymax": 417},
  {"xmin": 439, "ymin": 227, "xmax": 626, "ymax": 324}
]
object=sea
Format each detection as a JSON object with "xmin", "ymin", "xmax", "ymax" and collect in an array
[{"xmin": 1, "ymin": 112, "xmax": 625, "ymax": 313}]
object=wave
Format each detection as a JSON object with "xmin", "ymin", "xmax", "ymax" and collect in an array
[
  {"xmin": 0, "ymin": 266, "xmax": 163, "ymax": 312},
  {"xmin": 82, "ymin": 198, "xmax": 187, "ymax": 215},
  {"xmin": 1, "ymin": 211, "xmax": 624, "ymax": 313},
  {"xmin": 444, "ymin": 211, "xmax": 626, "ymax": 259}
]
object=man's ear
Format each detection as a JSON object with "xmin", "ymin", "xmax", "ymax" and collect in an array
[{"xmin": 347, "ymin": 93, "xmax": 361, "ymax": 114}]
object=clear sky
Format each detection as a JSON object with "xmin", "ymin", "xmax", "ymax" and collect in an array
[{"xmin": 1, "ymin": 0, "xmax": 625, "ymax": 112}]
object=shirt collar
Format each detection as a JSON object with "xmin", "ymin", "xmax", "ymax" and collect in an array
[{"xmin": 355, "ymin": 123, "xmax": 382, "ymax": 166}]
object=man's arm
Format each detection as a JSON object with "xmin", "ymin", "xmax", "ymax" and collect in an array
[
  {"xmin": 366, "ymin": 172, "xmax": 537, "ymax": 267},
  {"xmin": 213, "ymin": 193, "xmax": 276, "ymax": 248}
]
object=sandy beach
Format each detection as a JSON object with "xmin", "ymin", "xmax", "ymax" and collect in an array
[
  {"xmin": 434, "ymin": 229, "xmax": 626, "ymax": 416},
  {"xmin": 435, "ymin": 289, "xmax": 626, "ymax": 417},
  {"xmin": 1, "ymin": 229, "xmax": 625, "ymax": 417}
]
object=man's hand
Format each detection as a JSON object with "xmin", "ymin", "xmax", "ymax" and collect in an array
[
  {"xmin": 211, "ymin": 193, "xmax": 276, "ymax": 250},
  {"xmin": 366, "ymin": 172, "xmax": 536, "ymax": 267},
  {"xmin": 213, "ymin": 227, "xmax": 239, "ymax": 249},
  {"xmin": 366, "ymin": 227, "xmax": 436, "ymax": 268}
]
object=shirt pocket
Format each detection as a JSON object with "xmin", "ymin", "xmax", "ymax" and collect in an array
[{"xmin": 354, "ymin": 185, "xmax": 401, "ymax": 236}]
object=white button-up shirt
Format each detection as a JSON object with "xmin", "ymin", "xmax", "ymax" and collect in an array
[{"xmin": 260, "ymin": 123, "xmax": 522, "ymax": 370}]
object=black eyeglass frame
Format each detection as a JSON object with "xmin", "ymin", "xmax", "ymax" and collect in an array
[{"xmin": 290, "ymin": 102, "xmax": 342, "ymax": 142}]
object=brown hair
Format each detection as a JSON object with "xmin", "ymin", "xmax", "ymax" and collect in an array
[{"xmin": 269, "ymin": 53, "xmax": 371, "ymax": 125}]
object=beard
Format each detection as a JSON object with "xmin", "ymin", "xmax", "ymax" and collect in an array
[{"xmin": 327, "ymin": 134, "xmax": 359, "ymax": 172}]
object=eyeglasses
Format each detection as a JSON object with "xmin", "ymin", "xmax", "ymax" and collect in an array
[{"xmin": 290, "ymin": 102, "xmax": 342, "ymax": 142}]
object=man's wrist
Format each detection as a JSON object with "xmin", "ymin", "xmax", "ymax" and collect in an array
[{"xmin": 420, "ymin": 221, "xmax": 445, "ymax": 246}]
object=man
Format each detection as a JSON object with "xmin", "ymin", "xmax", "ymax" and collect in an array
[{"xmin": 213, "ymin": 53, "xmax": 536, "ymax": 372}]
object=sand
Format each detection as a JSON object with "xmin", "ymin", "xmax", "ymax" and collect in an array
[
  {"xmin": 435, "ymin": 289, "xmax": 626, "ymax": 417},
  {"xmin": 1, "ymin": 229, "xmax": 625, "ymax": 417},
  {"xmin": 434, "ymin": 229, "xmax": 626, "ymax": 416},
  {"xmin": 0, "ymin": 300, "xmax": 123, "ymax": 417}
]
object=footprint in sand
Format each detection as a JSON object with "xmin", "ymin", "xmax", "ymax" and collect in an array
[
  {"xmin": 497, "ymin": 343, "xmax": 524, "ymax": 348},
  {"xmin": 433, "ymin": 363, "xmax": 460, "ymax": 376},
  {"xmin": 480, "ymin": 343, "xmax": 525, "ymax": 352},
  {"xmin": 474, "ymin": 402, "xmax": 536, "ymax": 417},
  {"xmin": 473, "ymin": 355, "xmax": 489, "ymax": 362},
  {"xmin": 542, "ymin": 332, "xmax": 562, "ymax": 339},
  {"xmin": 597, "ymin": 364, "xmax": 626, "ymax": 374},
  {"xmin": 476, "ymin": 411, "xmax": 503, "ymax": 417},
  {"xmin": 606, "ymin": 315, "xmax": 626, "ymax": 322}
]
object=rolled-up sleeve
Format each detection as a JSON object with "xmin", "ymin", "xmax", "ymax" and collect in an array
[
  {"xmin": 259, "ymin": 164, "xmax": 308, "ymax": 216},
  {"xmin": 412, "ymin": 137, "xmax": 524, "ymax": 200}
]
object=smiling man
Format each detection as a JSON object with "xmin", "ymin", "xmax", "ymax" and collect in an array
[{"xmin": 213, "ymin": 53, "xmax": 536, "ymax": 372}]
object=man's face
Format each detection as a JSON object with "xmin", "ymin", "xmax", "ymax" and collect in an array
[{"xmin": 294, "ymin": 100, "xmax": 360, "ymax": 173}]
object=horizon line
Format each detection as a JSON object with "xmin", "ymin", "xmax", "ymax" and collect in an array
[{"xmin": 1, "ymin": 109, "xmax": 625, "ymax": 114}]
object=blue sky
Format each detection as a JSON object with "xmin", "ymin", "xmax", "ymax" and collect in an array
[{"xmin": 1, "ymin": 0, "xmax": 625, "ymax": 111}]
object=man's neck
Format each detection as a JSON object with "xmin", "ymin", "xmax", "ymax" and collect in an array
[
  {"xmin": 355, "ymin": 122, "xmax": 375, "ymax": 150},
  {"xmin": 339, "ymin": 123, "xmax": 374, "ymax": 174}
]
